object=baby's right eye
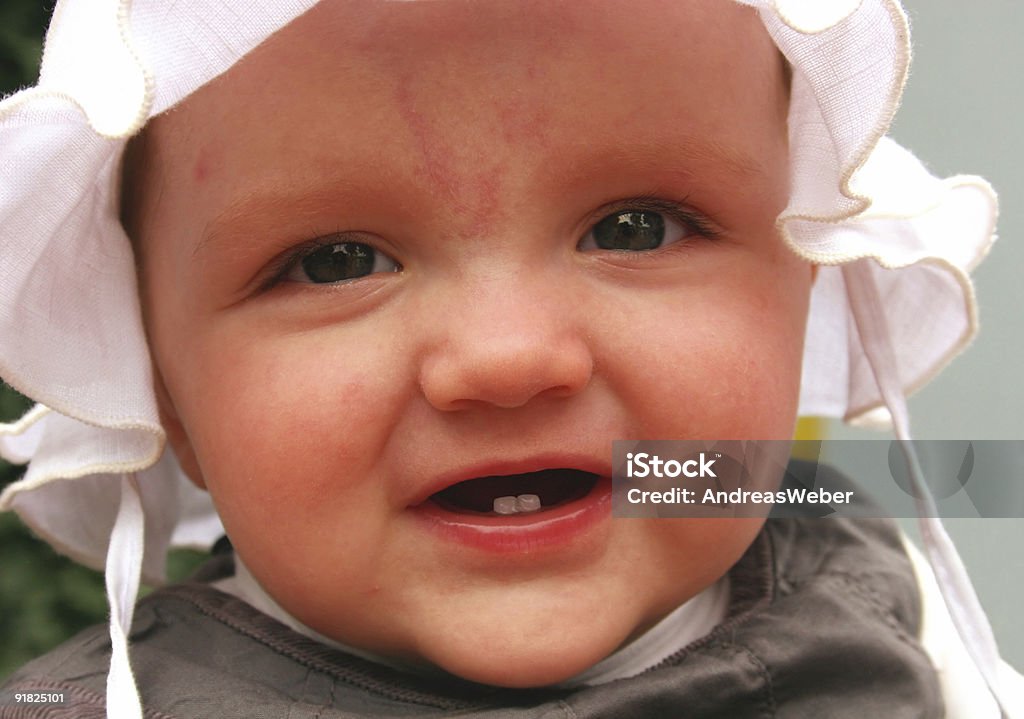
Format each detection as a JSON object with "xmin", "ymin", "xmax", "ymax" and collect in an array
[
  {"xmin": 576, "ymin": 199, "xmax": 719, "ymax": 255},
  {"xmin": 284, "ymin": 240, "xmax": 400, "ymax": 284}
]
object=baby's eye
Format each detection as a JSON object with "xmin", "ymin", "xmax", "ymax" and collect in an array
[
  {"xmin": 284, "ymin": 241, "xmax": 400, "ymax": 284},
  {"xmin": 578, "ymin": 209, "xmax": 689, "ymax": 252}
]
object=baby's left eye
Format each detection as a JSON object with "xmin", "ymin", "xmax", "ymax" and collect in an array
[
  {"xmin": 284, "ymin": 240, "xmax": 400, "ymax": 284},
  {"xmin": 578, "ymin": 208, "xmax": 695, "ymax": 252}
]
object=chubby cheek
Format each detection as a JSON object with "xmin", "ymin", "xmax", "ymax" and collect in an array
[
  {"xmin": 605, "ymin": 257, "xmax": 808, "ymax": 622},
  {"xmin": 602, "ymin": 265, "xmax": 809, "ymax": 441},
  {"xmin": 168, "ymin": 326, "xmax": 409, "ymax": 596}
]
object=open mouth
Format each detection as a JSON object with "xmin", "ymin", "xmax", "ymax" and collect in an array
[{"xmin": 429, "ymin": 469, "xmax": 600, "ymax": 516}]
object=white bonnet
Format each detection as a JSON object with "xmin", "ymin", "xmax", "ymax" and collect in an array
[{"xmin": 0, "ymin": 0, "xmax": 998, "ymax": 584}]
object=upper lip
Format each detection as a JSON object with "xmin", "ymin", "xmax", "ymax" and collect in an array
[{"xmin": 408, "ymin": 453, "xmax": 612, "ymax": 508}]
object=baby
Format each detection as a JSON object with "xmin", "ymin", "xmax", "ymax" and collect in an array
[
  {"xmin": 0, "ymin": 0, "xmax": 1020, "ymax": 716},
  {"xmin": 122, "ymin": 0, "xmax": 806, "ymax": 688}
]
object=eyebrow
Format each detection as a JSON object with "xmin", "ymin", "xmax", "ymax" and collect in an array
[
  {"xmin": 195, "ymin": 181, "xmax": 363, "ymax": 259},
  {"xmin": 589, "ymin": 136, "xmax": 770, "ymax": 185},
  {"xmin": 195, "ymin": 135, "xmax": 772, "ymax": 258},
  {"xmin": 684, "ymin": 139, "xmax": 768, "ymax": 182},
  {"xmin": 539, "ymin": 134, "xmax": 774, "ymax": 210}
]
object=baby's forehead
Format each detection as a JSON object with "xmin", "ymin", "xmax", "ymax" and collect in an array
[
  {"xmin": 150, "ymin": 0, "xmax": 785, "ymax": 142},
  {"xmin": 128, "ymin": 0, "xmax": 788, "ymax": 252},
  {"xmin": 266, "ymin": 0, "xmax": 776, "ymax": 62}
]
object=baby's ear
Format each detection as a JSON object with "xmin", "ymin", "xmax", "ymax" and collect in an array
[{"xmin": 153, "ymin": 369, "xmax": 207, "ymax": 490}]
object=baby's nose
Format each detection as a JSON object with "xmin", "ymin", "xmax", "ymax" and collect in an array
[{"xmin": 417, "ymin": 278, "xmax": 593, "ymax": 411}]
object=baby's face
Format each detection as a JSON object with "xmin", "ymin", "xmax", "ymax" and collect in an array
[{"xmin": 129, "ymin": 0, "xmax": 809, "ymax": 686}]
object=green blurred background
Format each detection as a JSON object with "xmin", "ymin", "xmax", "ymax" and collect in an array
[{"xmin": 0, "ymin": 5, "xmax": 205, "ymax": 680}]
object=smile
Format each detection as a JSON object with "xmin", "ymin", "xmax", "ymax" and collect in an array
[{"xmin": 411, "ymin": 464, "xmax": 612, "ymax": 554}]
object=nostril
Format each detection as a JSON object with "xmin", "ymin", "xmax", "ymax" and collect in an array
[
  {"xmin": 418, "ymin": 328, "xmax": 594, "ymax": 411},
  {"xmin": 538, "ymin": 381, "xmax": 590, "ymax": 401}
]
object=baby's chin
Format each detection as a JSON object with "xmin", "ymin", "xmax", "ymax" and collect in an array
[
  {"xmin": 415, "ymin": 612, "xmax": 634, "ymax": 688},
  {"xmin": 393, "ymin": 578, "xmax": 674, "ymax": 688}
]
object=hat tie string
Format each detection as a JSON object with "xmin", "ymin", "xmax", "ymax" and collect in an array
[
  {"xmin": 104, "ymin": 472, "xmax": 145, "ymax": 719},
  {"xmin": 844, "ymin": 259, "xmax": 1010, "ymax": 716}
]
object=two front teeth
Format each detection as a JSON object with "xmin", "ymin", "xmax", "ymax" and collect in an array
[{"xmin": 493, "ymin": 494, "xmax": 542, "ymax": 515}]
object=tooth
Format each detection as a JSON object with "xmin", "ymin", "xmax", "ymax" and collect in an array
[
  {"xmin": 515, "ymin": 494, "xmax": 541, "ymax": 513},
  {"xmin": 493, "ymin": 496, "xmax": 519, "ymax": 515}
]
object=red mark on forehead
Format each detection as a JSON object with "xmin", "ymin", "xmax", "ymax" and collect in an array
[
  {"xmin": 393, "ymin": 73, "xmax": 506, "ymax": 237},
  {"xmin": 391, "ymin": 67, "xmax": 555, "ymax": 240},
  {"xmin": 395, "ymin": 77, "xmax": 457, "ymax": 199}
]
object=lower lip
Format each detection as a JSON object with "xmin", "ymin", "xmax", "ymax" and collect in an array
[{"xmin": 411, "ymin": 478, "xmax": 612, "ymax": 554}]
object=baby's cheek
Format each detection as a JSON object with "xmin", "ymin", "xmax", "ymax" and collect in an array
[
  {"xmin": 622, "ymin": 321, "xmax": 800, "ymax": 441},
  {"xmin": 180, "ymin": 340, "xmax": 402, "ymax": 608},
  {"xmin": 621, "ymin": 515, "xmax": 765, "ymax": 633},
  {"xmin": 690, "ymin": 285, "xmax": 807, "ymax": 436},
  {"xmin": 184, "ymin": 338, "xmax": 396, "ymax": 517}
]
